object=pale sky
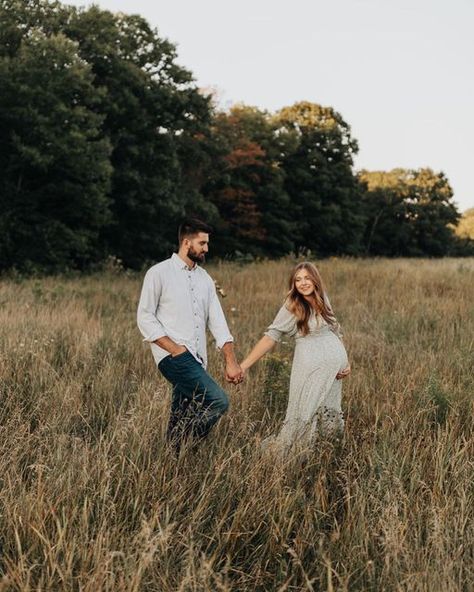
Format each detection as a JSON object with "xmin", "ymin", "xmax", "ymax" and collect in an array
[{"xmin": 66, "ymin": 0, "xmax": 474, "ymax": 211}]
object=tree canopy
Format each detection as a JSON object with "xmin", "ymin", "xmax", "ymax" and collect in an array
[
  {"xmin": 359, "ymin": 168, "xmax": 460, "ymax": 256},
  {"xmin": 0, "ymin": 0, "xmax": 210, "ymax": 270},
  {"xmin": 0, "ymin": 0, "xmax": 471, "ymax": 272},
  {"xmin": 0, "ymin": 23, "xmax": 111, "ymax": 271},
  {"xmin": 274, "ymin": 102, "xmax": 365, "ymax": 256},
  {"xmin": 456, "ymin": 208, "xmax": 474, "ymax": 240}
]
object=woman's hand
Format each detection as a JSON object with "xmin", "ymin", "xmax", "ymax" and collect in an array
[
  {"xmin": 225, "ymin": 361, "xmax": 244, "ymax": 384},
  {"xmin": 336, "ymin": 364, "xmax": 351, "ymax": 380}
]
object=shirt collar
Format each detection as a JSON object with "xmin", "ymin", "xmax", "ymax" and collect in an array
[{"xmin": 171, "ymin": 252, "xmax": 197, "ymax": 272}]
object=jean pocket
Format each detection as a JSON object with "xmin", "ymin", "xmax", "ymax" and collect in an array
[
  {"xmin": 171, "ymin": 349, "xmax": 190, "ymax": 361},
  {"xmin": 159, "ymin": 353, "xmax": 187, "ymax": 382}
]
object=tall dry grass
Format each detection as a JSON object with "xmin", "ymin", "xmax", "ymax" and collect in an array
[{"xmin": 0, "ymin": 258, "xmax": 473, "ymax": 591}]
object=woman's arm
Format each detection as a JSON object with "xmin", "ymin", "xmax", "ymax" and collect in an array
[{"xmin": 241, "ymin": 335, "xmax": 277, "ymax": 372}]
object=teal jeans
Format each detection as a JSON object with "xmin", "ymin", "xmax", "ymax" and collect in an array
[{"xmin": 158, "ymin": 350, "xmax": 229, "ymax": 450}]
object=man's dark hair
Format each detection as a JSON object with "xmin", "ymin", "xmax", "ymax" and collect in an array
[{"xmin": 178, "ymin": 218, "xmax": 213, "ymax": 244}]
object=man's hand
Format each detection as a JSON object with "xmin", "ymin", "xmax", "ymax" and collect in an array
[
  {"xmin": 221, "ymin": 342, "xmax": 243, "ymax": 384},
  {"xmin": 336, "ymin": 364, "xmax": 351, "ymax": 380},
  {"xmin": 154, "ymin": 336, "xmax": 188, "ymax": 358},
  {"xmin": 171, "ymin": 345, "xmax": 187, "ymax": 357},
  {"xmin": 225, "ymin": 360, "xmax": 244, "ymax": 384}
]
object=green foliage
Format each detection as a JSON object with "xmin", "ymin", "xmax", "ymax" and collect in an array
[
  {"xmin": 359, "ymin": 168, "xmax": 462, "ymax": 256},
  {"xmin": 204, "ymin": 105, "xmax": 295, "ymax": 257},
  {"xmin": 0, "ymin": 0, "xmax": 212, "ymax": 271},
  {"xmin": 426, "ymin": 376, "xmax": 451, "ymax": 426},
  {"xmin": 0, "ymin": 24, "xmax": 111, "ymax": 271},
  {"xmin": 274, "ymin": 102, "xmax": 366, "ymax": 256},
  {"xmin": 0, "ymin": 1, "xmax": 468, "ymax": 271},
  {"xmin": 66, "ymin": 7, "xmax": 212, "ymax": 268}
]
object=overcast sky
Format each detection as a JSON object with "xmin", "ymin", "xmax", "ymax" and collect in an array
[{"xmin": 66, "ymin": 0, "xmax": 474, "ymax": 211}]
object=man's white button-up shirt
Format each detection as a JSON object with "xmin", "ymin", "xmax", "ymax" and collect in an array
[{"xmin": 137, "ymin": 253, "xmax": 233, "ymax": 368}]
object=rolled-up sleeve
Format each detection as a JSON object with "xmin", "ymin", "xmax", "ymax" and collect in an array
[
  {"xmin": 264, "ymin": 305, "xmax": 297, "ymax": 342},
  {"xmin": 207, "ymin": 282, "xmax": 233, "ymax": 349},
  {"xmin": 137, "ymin": 268, "xmax": 167, "ymax": 343}
]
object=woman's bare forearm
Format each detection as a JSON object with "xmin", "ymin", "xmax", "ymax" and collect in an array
[{"xmin": 241, "ymin": 335, "xmax": 276, "ymax": 371}]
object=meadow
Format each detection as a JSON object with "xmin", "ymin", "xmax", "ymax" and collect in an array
[{"xmin": 0, "ymin": 257, "xmax": 473, "ymax": 591}]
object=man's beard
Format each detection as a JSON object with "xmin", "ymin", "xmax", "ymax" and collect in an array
[{"xmin": 188, "ymin": 247, "xmax": 205, "ymax": 263}]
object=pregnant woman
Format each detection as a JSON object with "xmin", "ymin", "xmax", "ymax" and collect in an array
[{"xmin": 241, "ymin": 261, "xmax": 351, "ymax": 452}]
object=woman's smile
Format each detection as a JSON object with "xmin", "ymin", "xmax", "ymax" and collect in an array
[{"xmin": 295, "ymin": 273, "xmax": 315, "ymax": 295}]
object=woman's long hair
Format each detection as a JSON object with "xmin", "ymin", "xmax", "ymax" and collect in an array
[{"xmin": 286, "ymin": 262, "xmax": 338, "ymax": 336}]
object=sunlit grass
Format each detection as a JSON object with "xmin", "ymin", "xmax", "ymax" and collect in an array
[{"xmin": 0, "ymin": 258, "xmax": 473, "ymax": 591}]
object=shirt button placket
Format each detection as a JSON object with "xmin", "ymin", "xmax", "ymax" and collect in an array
[{"xmin": 189, "ymin": 271, "xmax": 199, "ymax": 350}]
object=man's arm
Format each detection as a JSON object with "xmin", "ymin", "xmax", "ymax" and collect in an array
[
  {"xmin": 154, "ymin": 336, "xmax": 187, "ymax": 357},
  {"xmin": 222, "ymin": 341, "xmax": 243, "ymax": 384},
  {"xmin": 207, "ymin": 280, "xmax": 243, "ymax": 383},
  {"xmin": 137, "ymin": 268, "xmax": 168, "ymax": 343},
  {"xmin": 137, "ymin": 269, "xmax": 189, "ymax": 358}
]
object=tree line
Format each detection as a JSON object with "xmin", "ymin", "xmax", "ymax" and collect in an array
[{"xmin": 0, "ymin": 0, "xmax": 472, "ymax": 273}]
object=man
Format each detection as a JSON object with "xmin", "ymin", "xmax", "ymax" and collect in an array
[{"xmin": 137, "ymin": 218, "xmax": 243, "ymax": 451}]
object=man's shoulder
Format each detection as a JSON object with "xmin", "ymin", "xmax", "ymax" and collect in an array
[
  {"xmin": 197, "ymin": 266, "xmax": 215, "ymax": 286},
  {"xmin": 144, "ymin": 257, "xmax": 173, "ymax": 277}
]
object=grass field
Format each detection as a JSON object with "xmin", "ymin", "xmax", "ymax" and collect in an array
[{"xmin": 0, "ymin": 258, "xmax": 473, "ymax": 591}]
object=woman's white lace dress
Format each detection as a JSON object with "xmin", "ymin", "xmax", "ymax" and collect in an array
[{"xmin": 263, "ymin": 301, "xmax": 348, "ymax": 450}]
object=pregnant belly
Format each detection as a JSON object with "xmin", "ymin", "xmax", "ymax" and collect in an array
[{"xmin": 295, "ymin": 333, "xmax": 348, "ymax": 373}]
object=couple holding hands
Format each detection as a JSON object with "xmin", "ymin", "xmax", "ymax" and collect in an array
[{"xmin": 137, "ymin": 218, "xmax": 351, "ymax": 454}]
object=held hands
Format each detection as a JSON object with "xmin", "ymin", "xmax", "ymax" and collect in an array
[
  {"xmin": 336, "ymin": 364, "xmax": 351, "ymax": 380},
  {"xmin": 225, "ymin": 360, "xmax": 244, "ymax": 385},
  {"xmin": 225, "ymin": 359, "xmax": 251, "ymax": 385}
]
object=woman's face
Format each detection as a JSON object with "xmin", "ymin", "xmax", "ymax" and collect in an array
[{"xmin": 294, "ymin": 270, "xmax": 315, "ymax": 298}]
